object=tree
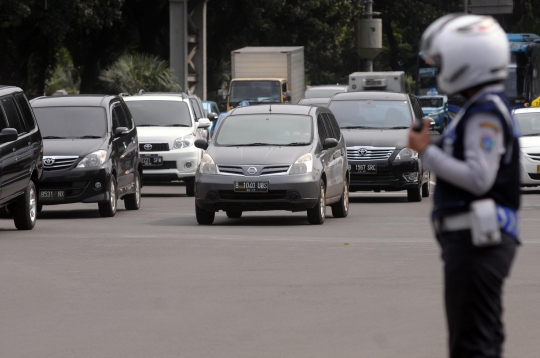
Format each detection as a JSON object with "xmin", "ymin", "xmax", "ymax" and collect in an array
[{"xmin": 99, "ymin": 53, "xmax": 182, "ymax": 94}]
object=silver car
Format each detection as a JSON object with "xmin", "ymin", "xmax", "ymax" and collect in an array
[{"xmin": 194, "ymin": 104, "xmax": 349, "ymax": 225}]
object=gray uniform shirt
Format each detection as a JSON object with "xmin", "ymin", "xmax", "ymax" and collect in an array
[{"xmin": 421, "ymin": 88, "xmax": 506, "ymax": 196}]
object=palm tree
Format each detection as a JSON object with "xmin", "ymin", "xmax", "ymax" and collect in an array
[{"xmin": 100, "ymin": 53, "xmax": 182, "ymax": 94}]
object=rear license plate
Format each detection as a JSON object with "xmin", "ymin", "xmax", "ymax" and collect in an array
[
  {"xmin": 234, "ymin": 181, "xmax": 269, "ymax": 193},
  {"xmin": 141, "ymin": 156, "xmax": 163, "ymax": 166},
  {"xmin": 40, "ymin": 190, "xmax": 65, "ymax": 201},
  {"xmin": 349, "ymin": 164, "xmax": 377, "ymax": 174}
]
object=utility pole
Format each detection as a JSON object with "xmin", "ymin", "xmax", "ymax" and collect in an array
[
  {"xmin": 464, "ymin": 0, "xmax": 468, "ymax": 13},
  {"xmin": 356, "ymin": 0, "xmax": 382, "ymax": 72}
]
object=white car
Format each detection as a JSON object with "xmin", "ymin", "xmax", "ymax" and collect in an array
[
  {"xmin": 514, "ymin": 107, "xmax": 540, "ymax": 186},
  {"xmin": 123, "ymin": 93, "xmax": 211, "ymax": 196}
]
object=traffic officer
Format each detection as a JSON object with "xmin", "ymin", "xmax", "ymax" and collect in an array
[{"xmin": 408, "ymin": 14, "xmax": 520, "ymax": 358}]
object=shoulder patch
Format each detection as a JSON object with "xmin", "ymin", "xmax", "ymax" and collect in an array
[
  {"xmin": 479, "ymin": 122, "xmax": 500, "ymax": 132},
  {"xmin": 480, "ymin": 132, "xmax": 495, "ymax": 152}
]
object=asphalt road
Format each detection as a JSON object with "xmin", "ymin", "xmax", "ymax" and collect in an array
[{"xmin": 1, "ymin": 182, "xmax": 539, "ymax": 358}]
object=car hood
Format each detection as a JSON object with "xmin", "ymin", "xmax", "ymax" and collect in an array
[
  {"xmin": 43, "ymin": 138, "xmax": 107, "ymax": 157},
  {"xmin": 342, "ymin": 128, "xmax": 408, "ymax": 148},
  {"xmin": 208, "ymin": 145, "xmax": 314, "ymax": 165},
  {"xmin": 137, "ymin": 126, "xmax": 194, "ymax": 146},
  {"xmin": 519, "ymin": 136, "xmax": 540, "ymax": 148}
]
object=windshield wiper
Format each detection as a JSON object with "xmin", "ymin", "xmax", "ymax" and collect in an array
[
  {"xmin": 227, "ymin": 143, "xmax": 275, "ymax": 147},
  {"xmin": 341, "ymin": 126, "xmax": 380, "ymax": 129},
  {"xmin": 42, "ymin": 136, "xmax": 67, "ymax": 139},
  {"xmin": 137, "ymin": 124, "xmax": 159, "ymax": 127},
  {"xmin": 386, "ymin": 126, "xmax": 411, "ymax": 129},
  {"xmin": 76, "ymin": 135, "xmax": 102, "ymax": 139},
  {"xmin": 164, "ymin": 124, "xmax": 190, "ymax": 127},
  {"xmin": 283, "ymin": 142, "xmax": 311, "ymax": 146}
]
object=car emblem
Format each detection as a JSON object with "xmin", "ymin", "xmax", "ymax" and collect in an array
[
  {"xmin": 43, "ymin": 157, "xmax": 55, "ymax": 166},
  {"xmin": 143, "ymin": 144, "xmax": 153, "ymax": 151},
  {"xmin": 247, "ymin": 167, "xmax": 258, "ymax": 175},
  {"xmin": 358, "ymin": 148, "xmax": 368, "ymax": 156}
]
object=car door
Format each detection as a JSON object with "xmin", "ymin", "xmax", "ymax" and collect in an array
[
  {"xmin": 120, "ymin": 101, "xmax": 138, "ymax": 187},
  {"xmin": 321, "ymin": 113, "xmax": 341, "ymax": 198},
  {"xmin": 14, "ymin": 92, "xmax": 38, "ymax": 181},
  {"xmin": 317, "ymin": 113, "xmax": 335, "ymax": 198},
  {"xmin": 325, "ymin": 112, "xmax": 346, "ymax": 191},
  {"xmin": 0, "ymin": 95, "xmax": 29, "ymax": 196},
  {"xmin": 111, "ymin": 102, "xmax": 130, "ymax": 189}
]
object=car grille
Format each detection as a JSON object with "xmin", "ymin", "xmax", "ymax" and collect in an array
[
  {"xmin": 217, "ymin": 165, "xmax": 244, "ymax": 175},
  {"xmin": 260, "ymin": 166, "xmax": 290, "ymax": 175},
  {"xmin": 40, "ymin": 181, "xmax": 89, "ymax": 198},
  {"xmin": 350, "ymin": 166, "xmax": 396, "ymax": 183},
  {"xmin": 43, "ymin": 156, "xmax": 79, "ymax": 171},
  {"xmin": 525, "ymin": 153, "xmax": 540, "ymax": 162},
  {"xmin": 217, "ymin": 165, "xmax": 291, "ymax": 176},
  {"xmin": 347, "ymin": 147, "xmax": 395, "ymax": 161},
  {"xmin": 218, "ymin": 190, "xmax": 287, "ymax": 200},
  {"xmin": 139, "ymin": 143, "xmax": 169, "ymax": 152}
]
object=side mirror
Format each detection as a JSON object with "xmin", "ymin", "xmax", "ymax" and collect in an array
[
  {"xmin": 197, "ymin": 118, "xmax": 211, "ymax": 129},
  {"xmin": 194, "ymin": 139, "xmax": 208, "ymax": 150},
  {"xmin": 284, "ymin": 91, "xmax": 292, "ymax": 101},
  {"xmin": 207, "ymin": 112, "xmax": 218, "ymax": 121},
  {"xmin": 114, "ymin": 127, "xmax": 129, "ymax": 138},
  {"xmin": 323, "ymin": 138, "xmax": 338, "ymax": 150},
  {"xmin": 0, "ymin": 128, "xmax": 18, "ymax": 143}
]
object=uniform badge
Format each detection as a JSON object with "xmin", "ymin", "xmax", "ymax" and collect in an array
[{"xmin": 481, "ymin": 134, "xmax": 495, "ymax": 152}]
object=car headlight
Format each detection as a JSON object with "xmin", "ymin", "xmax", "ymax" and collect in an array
[
  {"xmin": 76, "ymin": 150, "xmax": 107, "ymax": 168},
  {"xmin": 290, "ymin": 153, "xmax": 313, "ymax": 175},
  {"xmin": 394, "ymin": 148, "xmax": 418, "ymax": 162},
  {"xmin": 199, "ymin": 153, "xmax": 217, "ymax": 174},
  {"xmin": 173, "ymin": 134, "xmax": 195, "ymax": 149}
]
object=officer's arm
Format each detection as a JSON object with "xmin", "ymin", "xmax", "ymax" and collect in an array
[{"xmin": 421, "ymin": 113, "xmax": 505, "ymax": 196}]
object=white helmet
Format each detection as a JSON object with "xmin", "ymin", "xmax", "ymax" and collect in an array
[{"xmin": 420, "ymin": 14, "xmax": 509, "ymax": 95}]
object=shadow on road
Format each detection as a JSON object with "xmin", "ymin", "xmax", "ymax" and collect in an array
[
  {"xmin": 349, "ymin": 195, "xmax": 409, "ymax": 204},
  {"xmin": 37, "ymin": 209, "xmax": 104, "ymax": 219},
  {"xmin": 149, "ymin": 214, "xmax": 316, "ymax": 227},
  {"xmin": 141, "ymin": 193, "xmax": 186, "ymax": 198}
]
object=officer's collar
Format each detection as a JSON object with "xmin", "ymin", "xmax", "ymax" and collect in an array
[{"xmin": 463, "ymin": 84, "xmax": 505, "ymax": 108}]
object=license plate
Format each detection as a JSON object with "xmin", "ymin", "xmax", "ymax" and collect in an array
[
  {"xmin": 537, "ymin": 165, "xmax": 540, "ymax": 174},
  {"xmin": 234, "ymin": 181, "xmax": 269, "ymax": 193},
  {"xmin": 40, "ymin": 190, "xmax": 65, "ymax": 201},
  {"xmin": 349, "ymin": 164, "xmax": 377, "ymax": 174},
  {"xmin": 141, "ymin": 156, "xmax": 163, "ymax": 166}
]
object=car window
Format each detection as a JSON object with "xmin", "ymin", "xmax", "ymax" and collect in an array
[
  {"xmin": 515, "ymin": 112, "xmax": 540, "ymax": 136},
  {"xmin": 329, "ymin": 100, "xmax": 413, "ymax": 128},
  {"xmin": 112, "ymin": 104, "xmax": 129, "ymax": 129},
  {"xmin": 322, "ymin": 113, "xmax": 336, "ymax": 138},
  {"xmin": 1, "ymin": 96, "xmax": 26, "ymax": 135},
  {"xmin": 14, "ymin": 93, "xmax": 36, "ymax": 131},
  {"xmin": 419, "ymin": 97, "xmax": 443, "ymax": 108},
  {"xmin": 190, "ymin": 98, "xmax": 203, "ymax": 119},
  {"xmin": 120, "ymin": 102, "xmax": 135, "ymax": 129},
  {"xmin": 325, "ymin": 113, "xmax": 341, "ymax": 139},
  {"xmin": 411, "ymin": 97, "xmax": 423, "ymax": 119},
  {"xmin": 215, "ymin": 114, "xmax": 313, "ymax": 146},
  {"xmin": 317, "ymin": 114, "xmax": 328, "ymax": 144},
  {"xmin": 212, "ymin": 104, "xmax": 220, "ymax": 114},
  {"xmin": 33, "ymin": 106, "xmax": 107, "ymax": 138},
  {"xmin": 125, "ymin": 100, "xmax": 192, "ymax": 127},
  {"xmin": 0, "ymin": 105, "xmax": 8, "ymax": 131}
]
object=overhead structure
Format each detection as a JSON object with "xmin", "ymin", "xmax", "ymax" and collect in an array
[
  {"xmin": 470, "ymin": 0, "xmax": 513, "ymax": 14},
  {"xmin": 356, "ymin": 0, "xmax": 382, "ymax": 72},
  {"xmin": 169, "ymin": 0, "xmax": 207, "ymax": 99}
]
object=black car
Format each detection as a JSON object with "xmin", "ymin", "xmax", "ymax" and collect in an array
[
  {"xmin": 328, "ymin": 91, "xmax": 430, "ymax": 202},
  {"xmin": 31, "ymin": 95, "xmax": 142, "ymax": 217},
  {"xmin": 0, "ymin": 86, "xmax": 43, "ymax": 230}
]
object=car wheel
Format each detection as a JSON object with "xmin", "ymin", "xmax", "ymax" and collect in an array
[
  {"xmin": 331, "ymin": 177, "xmax": 349, "ymax": 218},
  {"xmin": 226, "ymin": 210, "xmax": 242, "ymax": 218},
  {"xmin": 307, "ymin": 180, "xmax": 326, "ymax": 225},
  {"xmin": 422, "ymin": 174, "xmax": 430, "ymax": 198},
  {"xmin": 407, "ymin": 187, "xmax": 422, "ymax": 202},
  {"xmin": 98, "ymin": 176, "xmax": 117, "ymax": 217},
  {"xmin": 124, "ymin": 172, "xmax": 141, "ymax": 210},
  {"xmin": 196, "ymin": 203, "xmax": 215, "ymax": 225},
  {"xmin": 13, "ymin": 180, "xmax": 37, "ymax": 230},
  {"xmin": 185, "ymin": 177, "xmax": 195, "ymax": 197}
]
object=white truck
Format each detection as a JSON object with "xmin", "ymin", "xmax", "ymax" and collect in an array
[
  {"xmin": 220, "ymin": 47, "xmax": 305, "ymax": 110},
  {"xmin": 348, "ymin": 71, "xmax": 406, "ymax": 93}
]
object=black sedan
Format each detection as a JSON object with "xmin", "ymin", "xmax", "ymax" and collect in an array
[{"xmin": 194, "ymin": 105, "xmax": 349, "ymax": 225}]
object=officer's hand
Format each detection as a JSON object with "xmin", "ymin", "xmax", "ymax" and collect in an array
[{"xmin": 408, "ymin": 119, "xmax": 431, "ymax": 154}]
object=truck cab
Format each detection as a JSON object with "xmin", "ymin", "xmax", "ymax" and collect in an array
[{"xmin": 224, "ymin": 78, "xmax": 291, "ymax": 111}]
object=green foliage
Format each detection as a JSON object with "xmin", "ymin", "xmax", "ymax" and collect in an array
[
  {"xmin": 45, "ymin": 48, "xmax": 80, "ymax": 95},
  {"xmin": 99, "ymin": 53, "xmax": 182, "ymax": 94}
]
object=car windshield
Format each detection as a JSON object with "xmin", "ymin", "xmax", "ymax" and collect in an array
[
  {"xmin": 329, "ymin": 100, "xmax": 413, "ymax": 128},
  {"xmin": 515, "ymin": 112, "xmax": 540, "ymax": 136},
  {"xmin": 125, "ymin": 100, "xmax": 192, "ymax": 127},
  {"xmin": 33, "ymin": 107, "xmax": 107, "ymax": 138},
  {"xmin": 216, "ymin": 114, "xmax": 313, "ymax": 146},
  {"xmin": 305, "ymin": 89, "xmax": 344, "ymax": 98},
  {"xmin": 419, "ymin": 98, "xmax": 443, "ymax": 108},
  {"xmin": 229, "ymin": 81, "xmax": 281, "ymax": 103}
]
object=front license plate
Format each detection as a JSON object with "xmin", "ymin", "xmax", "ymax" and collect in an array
[
  {"xmin": 537, "ymin": 165, "xmax": 540, "ymax": 174},
  {"xmin": 234, "ymin": 181, "xmax": 269, "ymax": 193},
  {"xmin": 141, "ymin": 156, "xmax": 163, "ymax": 166},
  {"xmin": 40, "ymin": 190, "xmax": 65, "ymax": 201},
  {"xmin": 349, "ymin": 164, "xmax": 377, "ymax": 174}
]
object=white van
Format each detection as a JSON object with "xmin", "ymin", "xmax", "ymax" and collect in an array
[{"xmin": 123, "ymin": 93, "xmax": 210, "ymax": 196}]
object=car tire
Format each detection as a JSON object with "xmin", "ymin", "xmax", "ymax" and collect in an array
[
  {"xmin": 422, "ymin": 174, "xmax": 430, "ymax": 198},
  {"xmin": 98, "ymin": 176, "xmax": 117, "ymax": 217},
  {"xmin": 185, "ymin": 177, "xmax": 195, "ymax": 197},
  {"xmin": 331, "ymin": 177, "xmax": 349, "ymax": 218},
  {"xmin": 407, "ymin": 187, "xmax": 422, "ymax": 202},
  {"xmin": 307, "ymin": 180, "xmax": 326, "ymax": 225},
  {"xmin": 13, "ymin": 180, "xmax": 37, "ymax": 230},
  {"xmin": 226, "ymin": 210, "xmax": 242, "ymax": 218},
  {"xmin": 196, "ymin": 204, "xmax": 215, "ymax": 225},
  {"xmin": 124, "ymin": 172, "xmax": 141, "ymax": 210}
]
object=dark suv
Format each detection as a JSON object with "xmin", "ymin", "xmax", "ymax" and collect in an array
[
  {"xmin": 0, "ymin": 86, "xmax": 43, "ymax": 230},
  {"xmin": 31, "ymin": 95, "xmax": 142, "ymax": 217}
]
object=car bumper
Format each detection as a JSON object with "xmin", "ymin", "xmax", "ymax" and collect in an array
[
  {"xmin": 195, "ymin": 172, "xmax": 319, "ymax": 212},
  {"xmin": 520, "ymin": 154, "xmax": 540, "ymax": 185},
  {"xmin": 349, "ymin": 160, "xmax": 422, "ymax": 192},
  {"xmin": 39, "ymin": 167, "xmax": 111, "ymax": 205},
  {"xmin": 140, "ymin": 147, "xmax": 201, "ymax": 181}
]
